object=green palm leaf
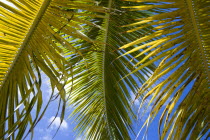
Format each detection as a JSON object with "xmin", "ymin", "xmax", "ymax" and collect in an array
[
  {"xmin": 65, "ymin": 0, "xmax": 155, "ymax": 139},
  {"xmin": 120, "ymin": 0, "xmax": 210, "ymax": 139},
  {"xmin": 0, "ymin": 0, "xmax": 108, "ymax": 139}
]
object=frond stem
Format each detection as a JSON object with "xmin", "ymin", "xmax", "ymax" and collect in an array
[
  {"xmin": 102, "ymin": 0, "xmax": 113, "ymax": 139},
  {"xmin": 0, "ymin": 0, "xmax": 52, "ymax": 90},
  {"xmin": 185, "ymin": 0, "xmax": 210, "ymax": 84}
]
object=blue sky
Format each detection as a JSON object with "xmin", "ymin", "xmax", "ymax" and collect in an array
[
  {"xmin": 31, "ymin": 74, "xmax": 79, "ymax": 140},
  {"xmin": 0, "ymin": 1, "xmax": 159, "ymax": 139},
  {"xmin": 27, "ymin": 73, "xmax": 208, "ymax": 140},
  {"xmin": 20, "ymin": 72, "xmax": 209, "ymax": 140},
  {"xmin": 28, "ymin": 73, "xmax": 160, "ymax": 140},
  {"xmin": 1, "ymin": 0, "xmax": 209, "ymax": 139}
]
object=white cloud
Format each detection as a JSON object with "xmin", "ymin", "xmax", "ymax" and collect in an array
[
  {"xmin": 130, "ymin": 91, "xmax": 140, "ymax": 106},
  {"xmin": 75, "ymin": 137, "xmax": 82, "ymax": 140},
  {"xmin": 41, "ymin": 135, "xmax": 52, "ymax": 140},
  {"xmin": 41, "ymin": 73, "xmax": 60, "ymax": 101},
  {"xmin": 37, "ymin": 128, "xmax": 44, "ymax": 133},
  {"xmin": 134, "ymin": 98, "xmax": 153, "ymax": 122},
  {"xmin": 48, "ymin": 116, "xmax": 68, "ymax": 130}
]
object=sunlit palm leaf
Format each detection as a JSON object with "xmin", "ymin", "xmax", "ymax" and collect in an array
[
  {"xmin": 0, "ymin": 0, "xmax": 107, "ymax": 139},
  {"xmin": 120, "ymin": 0, "xmax": 210, "ymax": 139},
  {"xmin": 65, "ymin": 0, "xmax": 155, "ymax": 139}
]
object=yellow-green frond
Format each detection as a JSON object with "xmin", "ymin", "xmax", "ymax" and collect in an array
[
  {"xmin": 65, "ymin": 0, "xmax": 155, "ymax": 139},
  {"xmin": 121, "ymin": 0, "xmax": 210, "ymax": 139},
  {"xmin": 0, "ymin": 0, "xmax": 107, "ymax": 139}
]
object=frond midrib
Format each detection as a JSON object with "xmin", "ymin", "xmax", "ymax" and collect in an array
[
  {"xmin": 0, "ymin": 0, "xmax": 52, "ymax": 90},
  {"xmin": 185, "ymin": 0, "xmax": 210, "ymax": 84},
  {"xmin": 102, "ymin": 0, "xmax": 113, "ymax": 139}
]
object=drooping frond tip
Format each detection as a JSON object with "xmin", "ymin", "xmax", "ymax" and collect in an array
[
  {"xmin": 120, "ymin": 0, "xmax": 210, "ymax": 139},
  {"xmin": 0, "ymin": 0, "xmax": 108, "ymax": 139},
  {"xmin": 66, "ymin": 0, "xmax": 155, "ymax": 139}
]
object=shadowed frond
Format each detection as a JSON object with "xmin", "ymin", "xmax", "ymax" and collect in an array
[
  {"xmin": 120, "ymin": 0, "xmax": 210, "ymax": 139},
  {"xmin": 0, "ymin": 0, "xmax": 108, "ymax": 139},
  {"xmin": 65, "ymin": 0, "xmax": 155, "ymax": 139}
]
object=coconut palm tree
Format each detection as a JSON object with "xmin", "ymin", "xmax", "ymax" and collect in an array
[{"xmin": 0, "ymin": 0, "xmax": 209, "ymax": 140}]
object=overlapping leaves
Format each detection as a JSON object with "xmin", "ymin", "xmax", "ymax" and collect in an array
[
  {"xmin": 1, "ymin": 0, "xmax": 208, "ymax": 139},
  {"xmin": 0, "ymin": 0, "xmax": 108, "ymax": 139},
  {"xmin": 121, "ymin": 0, "xmax": 210, "ymax": 139},
  {"xmin": 65, "ymin": 0, "xmax": 155, "ymax": 139}
]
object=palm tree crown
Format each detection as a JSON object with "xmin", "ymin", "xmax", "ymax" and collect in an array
[{"xmin": 0, "ymin": 0, "xmax": 209, "ymax": 140}]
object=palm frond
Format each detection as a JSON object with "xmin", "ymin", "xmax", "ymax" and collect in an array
[
  {"xmin": 0, "ymin": 0, "xmax": 107, "ymax": 139},
  {"xmin": 65, "ymin": 0, "xmax": 155, "ymax": 139},
  {"xmin": 120, "ymin": 0, "xmax": 210, "ymax": 139}
]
